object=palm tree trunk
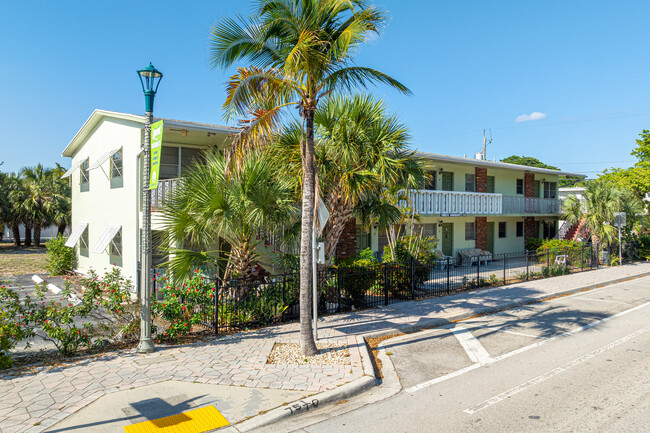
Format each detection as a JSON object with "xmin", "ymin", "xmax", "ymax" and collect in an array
[
  {"xmin": 34, "ymin": 222, "xmax": 42, "ymax": 247},
  {"xmin": 299, "ymin": 108, "xmax": 318, "ymax": 356},
  {"xmin": 24, "ymin": 221, "xmax": 33, "ymax": 247},
  {"xmin": 11, "ymin": 223, "xmax": 21, "ymax": 247},
  {"xmin": 324, "ymin": 197, "xmax": 355, "ymax": 265}
]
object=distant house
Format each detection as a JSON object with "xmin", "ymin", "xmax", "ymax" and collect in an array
[{"xmin": 61, "ymin": 109, "xmax": 585, "ymax": 279}]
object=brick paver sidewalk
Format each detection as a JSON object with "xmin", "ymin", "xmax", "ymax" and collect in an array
[{"xmin": 1, "ymin": 263, "xmax": 648, "ymax": 433}]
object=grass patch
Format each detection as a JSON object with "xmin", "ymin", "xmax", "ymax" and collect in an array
[{"xmin": 0, "ymin": 242, "xmax": 48, "ymax": 276}]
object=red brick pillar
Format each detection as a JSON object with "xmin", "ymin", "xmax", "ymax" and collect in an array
[
  {"xmin": 524, "ymin": 171, "xmax": 535, "ymax": 198},
  {"xmin": 524, "ymin": 216, "xmax": 536, "ymax": 247},
  {"xmin": 336, "ymin": 218, "xmax": 357, "ymax": 258},
  {"xmin": 475, "ymin": 217, "xmax": 487, "ymax": 251},
  {"xmin": 475, "ymin": 167, "xmax": 487, "ymax": 193}
]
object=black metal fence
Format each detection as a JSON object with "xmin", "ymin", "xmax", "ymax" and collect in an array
[{"xmin": 150, "ymin": 242, "xmax": 641, "ymax": 335}]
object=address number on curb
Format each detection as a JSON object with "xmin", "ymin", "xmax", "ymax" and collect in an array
[{"xmin": 284, "ymin": 399, "xmax": 319, "ymax": 414}]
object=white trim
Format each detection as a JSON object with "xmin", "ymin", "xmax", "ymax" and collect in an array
[
  {"xmin": 64, "ymin": 222, "xmax": 88, "ymax": 247},
  {"xmin": 91, "ymin": 224, "xmax": 121, "ymax": 254},
  {"xmin": 89, "ymin": 147, "xmax": 120, "ymax": 170}
]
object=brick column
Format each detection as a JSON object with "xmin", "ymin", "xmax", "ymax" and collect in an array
[
  {"xmin": 524, "ymin": 171, "xmax": 535, "ymax": 198},
  {"xmin": 335, "ymin": 218, "xmax": 357, "ymax": 258},
  {"xmin": 475, "ymin": 167, "xmax": 487, "ymax": 193},
  {"xmin": 475, "ymin": 217, "xmax": 487, "ymax": 251},
  {"xmin": 524, "ymin": 216, "xmax": 536, "ymax": 246}
]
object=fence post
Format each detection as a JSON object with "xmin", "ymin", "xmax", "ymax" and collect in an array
[
  {"xmin": 152, "ymin": 270, "xmax": 156, "ymax": 298},
  {"xmin": 337, "ymin": 267, "xmax": 342, "ymax": 313},
  {"xmin": 596, "ymin": 243, "xmax": 599, "ymax": 269},
  {"xmin": 282, "ymin": 272, "xmax": 286, "ymax": 307},
  {"xmin": 446, "ymin": 257, "xmax": 451, "ymax": 294},
  {"xmin": 581, "ymin": 243, "xmax": 584, "ymax": 272},
  {"xmin": 476, "ymin": 256, "xmax": 480, "ymax": 286},
  {"xmin": 214, "ymin": 278, "xmax": 219, "ymax": 336},
  {"xmin": 503, "ymin": 255, "xmax": 507, "ymax": 285},
  {"xmin": 410, "ymin": 258, "xmax": 415, "ymax": 300},
  {"xmin": 546, "ymin": 248, "xmax": 550, "ymax": 271},
  {"xmin": 384, "ymin": 263, "xmax": 389, "ymax": 306}
]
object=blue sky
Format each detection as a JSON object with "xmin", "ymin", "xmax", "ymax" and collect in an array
[{"xmin": 1, "ymin": 0, "xmax": 648, "ymax": 177}]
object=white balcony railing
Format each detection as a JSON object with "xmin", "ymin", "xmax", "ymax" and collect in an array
[
  {"xmin": 408, "ymin": 190, "xmax": 502, "ymax": 215},
  {"xmin": 151, "ymin": 178, "xmax": 182, "ymax": 211}
]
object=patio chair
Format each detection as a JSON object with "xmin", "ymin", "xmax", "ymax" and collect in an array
[{"xmin": 554, "ymin": 255, "xmax": 567, "ymax": 266}]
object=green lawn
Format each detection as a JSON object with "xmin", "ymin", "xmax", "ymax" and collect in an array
[{"xmin": 0, "ymin": 241, "xmax": 48, "ymax": 276}]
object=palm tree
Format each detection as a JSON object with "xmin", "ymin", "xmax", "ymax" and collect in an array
[
  {"xmin": 564, "ymin": 180, "xmax": 644, "ymax": 245},
  {"xmin": 6, "ymin": 173, "xmax": 27, "ymax": 246},
  {"xmin": 161, "ymin": 150, "xmax": 297, "ymax": 285},
  {"xmin": 270, "ymin": 94, "xmax": 425, "ymax": 264},
  {"xmin": 209, "ymin": 0, "xmax": 410, "ymax": 355}
]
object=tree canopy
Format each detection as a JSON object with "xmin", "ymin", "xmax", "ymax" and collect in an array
[{"xmin": 500, "ymin": 155, "xmax": 560, "ymax": 170}]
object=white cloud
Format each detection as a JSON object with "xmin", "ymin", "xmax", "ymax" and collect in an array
[{"xmin": 516, "ymin": 112, "xmax": 547, "ymax": 122}]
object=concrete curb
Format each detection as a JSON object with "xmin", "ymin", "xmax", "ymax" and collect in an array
[
  {"xmin": 235, "ymin": 338, "xmax": 377, "ymax": 432},
  {"xmin": 361, "ymin": 271, "xmax": 650, "ymax": 340},
  {"xmin": 233, "ymin": 269, "xmax": 650, "ymax": 431}
]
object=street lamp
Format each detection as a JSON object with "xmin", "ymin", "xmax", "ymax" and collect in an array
[{"xmin": 136, "ymin": 63, "xmax": 163, "ymax": 354}]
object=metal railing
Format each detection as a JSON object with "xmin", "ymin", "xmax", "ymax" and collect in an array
[
  {"xmin": 148, "ymin": 242, "xmax": 646, "ymax": 335},
  {"xmin": 502, "ymin": 196, "xmax": 560, "ymax": 215}
]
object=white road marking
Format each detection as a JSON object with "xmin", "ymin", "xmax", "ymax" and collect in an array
[
  {"xmin": 450, "ymin": 324, "xmax": 493, "ymax": 364},
  {"xmin": 491, "ymin": 328, "xmax": 549, "ymax": 340},
  {"xmin": 463, "ymin": 326, "xmax": 650, "ymax": 414},
  {"xmin": 578, "ymin": 297, "xmax": 631, "ymax": 306},
  {"xmin": 404, "ymin": 300, "xmax": 650, "ymax": 393}
]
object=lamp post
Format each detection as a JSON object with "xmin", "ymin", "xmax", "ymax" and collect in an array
[{"xmin": 136, "ymin": 63, "xmax": 163, "ymax": 354}]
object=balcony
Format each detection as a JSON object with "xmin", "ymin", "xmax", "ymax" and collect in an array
[
  {"xmin": 408, "ymin": 190, "xmax": 502, "ymax": 215},
  {"xmin": 501, "ymin": 196, "xmax": 561, "ymax": 215},
  {"xmin": 409, "ymin": 190, "xmax": 561, "ymax": 216},
  {"xmin": 151, "ymin": 178, "xmax": 182, "ymax": 211}
]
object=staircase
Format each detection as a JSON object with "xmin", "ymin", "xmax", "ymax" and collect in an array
[{"xmin": 561, "ymin": 218, "xmax": 588, "ymax": 241}]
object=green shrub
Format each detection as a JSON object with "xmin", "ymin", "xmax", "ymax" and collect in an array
[
  {"xmin": 382, "ymin": 235, "xmax": 438, "ymax": 264},
  {"xmin": 82, "ymin": 268, "xmax": 139, "ymax": 341},
  {"xmin": 0, "ymin": 285, "xmax": 34, "ymax": 369},
  {"xmin": 28, "ymin": 281, "xmax": 101, "ymax": 357},
  {"xmin": 525, "ymin": 237, "xmax": 544, "ymax": 251},
  {"xmin": 45, "ymin": 236, "xmax": 76, "ymax": 275}
]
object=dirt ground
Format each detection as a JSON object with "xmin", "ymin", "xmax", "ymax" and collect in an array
[{"xmin": 0, "ymin": 241, "xmax": 49, "ymax": 276}]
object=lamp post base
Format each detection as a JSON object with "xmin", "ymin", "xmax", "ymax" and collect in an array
[{"xmin": 136, "ymin": 338, "xmax": 155, "ymax": 354}]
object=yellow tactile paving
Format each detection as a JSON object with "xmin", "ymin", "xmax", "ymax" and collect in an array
[{"xmin": 123, "ymin": 406, "xmax": 229, "ymax": 433}]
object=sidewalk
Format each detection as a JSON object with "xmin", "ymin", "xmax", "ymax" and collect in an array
[{"xmin": 1, "ymin": 263, "xmax": 649, "ymax": 432}]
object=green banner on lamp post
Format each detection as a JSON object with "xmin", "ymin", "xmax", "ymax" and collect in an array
[{"xmin": 149, "ymin": 120, "xmax": 163, "ymax": 190}]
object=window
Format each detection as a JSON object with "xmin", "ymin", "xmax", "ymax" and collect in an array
[
  {"xmin": 516, "ymin": 178, "xmax": 524, "ymax": 195},
  {"xmin": 441, "ymin": 172, "xmax": 454, "ymax": 191},
  {"xmin": 160, "ymin": 146, "xmax": 180, "ymax": 179},
  {"xmin": 516, "ymin": 221, "xmax": 524, "ymax": 237},
  {"xmin": 79, "ymin": 226, "xmax": 89, "ymax": 257},
  {"xmin": 534, "ymin": 220, "xmax": 541, "ymax": 238},
  {"xmin": 543, "ymin": 181, "xmax": 557, "ymax": 199},
  {"xmin": 181, "ymin": 148, "xmax": 203, "ymax": 175},
  {"xmin": 109, "ymin": 228, "xmax": 122, "ymax": 267},
  {"xmin": 413, "ymin": 223, "xmax": 437, "ymax": 239},
  {"xmin": 110, "ymin": 148, "xmax": 123, "ymax": 188},
  {"xmin": 465, "ymin": 174, "xmax": 475, "ymax": 192},
  {"xmin": 487, "ymin": 176, "xmax": 495, "ymax": 193},
  {"xmin": 534, "ymin": 180, "xmax": 541, "ymax": 198},
  {"xmin": 465, "ymin": 222, "xmax": 475, "ymax": 241},
  {"xmin": 498, "ymin": 222, "xmax": 507, "ymax": 238},
  {"xmin": 80, "ymin": 158, "xmax": 89, "ymax": 191}
]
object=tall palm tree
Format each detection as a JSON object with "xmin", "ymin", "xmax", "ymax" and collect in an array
[
  {"xmin": 161, "ymin": 150, "xmax": 297, "ymax": 285},
  {"xmin": 6, "ymin": 173, "xmax": 27, "ymax": 246},
  {"xmin": 209, "ymin": 0, "xmax": 410, "ymax": 355}
]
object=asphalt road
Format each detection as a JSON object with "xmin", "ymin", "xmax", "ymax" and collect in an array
[{"xmin": 263, "ymin": 276, "xmax": 650, "ymax": 433}]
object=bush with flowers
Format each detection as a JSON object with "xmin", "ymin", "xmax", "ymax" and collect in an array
[
  {"xmin": 153, "ymin": 270, "xmax": 215, "ymax": 342},
  {"xmin": 27, "ymin": 281, "xmax": 100, "ymax": 357},
  {"xmin": 81, "ymin": 268, "xmax": 140, "ymax": 341},
  {"xmin": 0, "ymin": 284, "xmax": 35, "ymax": 369}
]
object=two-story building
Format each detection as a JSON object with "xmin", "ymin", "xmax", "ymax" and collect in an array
[
  {"xmin": 345, "ymin": 153, "xmax": 585, "ymax": 259},
  {"xmin": 61, "ymin": 109, "xmax": 585, "ymax": 278}
]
